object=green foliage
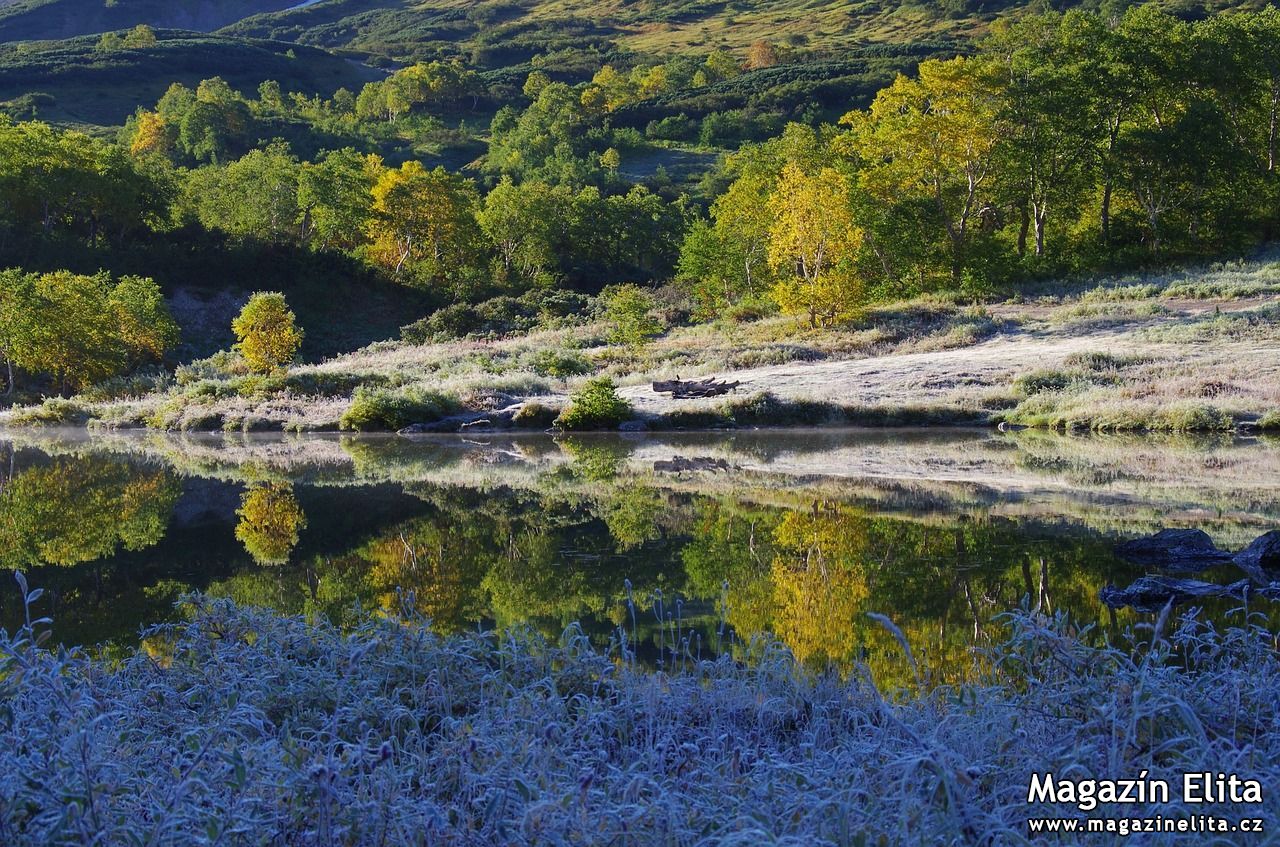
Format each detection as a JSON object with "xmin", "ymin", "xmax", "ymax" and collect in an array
[
  {"xmin": 339, "ymin": 385, "xmax": 459, "ymax": 431},
  {"xmin": 0, "ymin": 269, "xmax": 177, "ymax": 392},
  {"xmin": 525, "ymin": 348, "xmax": 592, "ymax": 379},
  {"xmin": 232, "ymin": 292, "xmax": 303, "ymax": 374},
  {"xmin": 553, "ymin": 376, "xmax": 631, "ymax": 430},
  {"xmin": 601, "ymin": 284, "xmax": 662, "ymax": 350}
]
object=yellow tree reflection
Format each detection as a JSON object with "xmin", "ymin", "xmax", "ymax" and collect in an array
[{"xmin": 235, "ymin": 483, "xmax": 307, "ymax": 565}]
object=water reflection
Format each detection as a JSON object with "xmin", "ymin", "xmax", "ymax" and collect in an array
[{"xmin": 0, "ymin": 429, "xmax": 1277, "ymax": 684}]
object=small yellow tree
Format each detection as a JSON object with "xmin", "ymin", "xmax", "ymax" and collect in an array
[
  {"xmin": 231, "ymin": 292, "xmax": 303, "ymax": 373},
  {"xmin": 766, "ymin": 163, "xmax": 863, "ymax": 327}
]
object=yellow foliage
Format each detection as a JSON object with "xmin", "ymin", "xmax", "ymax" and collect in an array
[
  {"xmin": 766, "ymin": 163, "xmax": 864, "ymax": 326},
  {"xmin": 235, "ymin": 483, "xmax": 307, "ymax": 565}
]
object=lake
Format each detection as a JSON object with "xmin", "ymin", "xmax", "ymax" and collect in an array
[{"xmin": 2, "ymin": 427, "xmax": 1278, "ymax": 686}]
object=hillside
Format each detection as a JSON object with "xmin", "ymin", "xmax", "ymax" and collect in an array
[
  {"xmin": 0, "ymin": 0, "xmax": 299, "ymax": 42},
  {"xmin": 0, "ymin": 30, "xmax": 380, "ymax": 126}
]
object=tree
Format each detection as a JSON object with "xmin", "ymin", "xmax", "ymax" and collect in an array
[
  {"xmin": 0, "ymin": 270, "xmax": 176, "ymax": 392},
  {"xmin": 185, "ymin": 143, "xmax": 301, "ymax": 243},
  {"xmin": 477, "ymin": 177, "xmax": 569, "ymax": 287},
  {"xmin": 232, "ymin": 292, "xmax": 303, "ymax": 374},
  {"xmin": 298, "ymin": 148, "xmax": 382, "ymax": 251},
  {"xmin": 851, "ymin": 57, "xmax": 1005, "ymax": 286},
  {"xmin": 602, "ymin": 284, "xmax": 661, "ymax": 351},
  {"xmin": 366, "ymin": 161, "xmax": 484, "ymax": 288},
  {"xmin": 108, "ymin": 275, "xmax": 180, "ymax": 368},
  {"xmin": 678, "ymin": 170, "xmax": 777, "ymax": 316},
  {"xmin": 766, "ymin": 164, "xmax": 863, "ymax": 326}
]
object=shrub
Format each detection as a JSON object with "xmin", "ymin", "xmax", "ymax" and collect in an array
[
  {"xmin": 525, "ymin": 349, "xmax": 593, "ymax": 379},
  {"xmin": 232, "ymin": 292, "xmax": 304, "ymax": 374},
  {"xmin": 1012, "ymin": 369, "xmax": 1080, "ymax": 396},
  {"xmin": 339, "ymin": 386, "xmax": 459, "ymax": 431},
  {"xmin": 175, "ymin": 350, "xmax": 250, "ymax": 385},
  {"xmin": 8, "ymin": 398, "xmax": 91, "ymax": 426},
  {"xmin": 79, "ymin": 367, "xmax": 172, "ymax": 402},
  {"xmin": 512, "ymin": 401, "xmax": 559, "ymax": 428},
  {"xmin": 554, "ymin": 377, "xmax": 632, "ymax": 430},
  {"xmin": 1257, "ymin": 410, "xmax": 1280, "ymax": 431}
]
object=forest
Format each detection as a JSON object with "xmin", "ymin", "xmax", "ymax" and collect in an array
[{"xmin": 2, "ymin": 5, "xmax": 1280, "ymax": 395}]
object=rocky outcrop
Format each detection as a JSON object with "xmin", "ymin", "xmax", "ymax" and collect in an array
[{"xmin": 1233, "ymin": 530, "xmax": 1280, "ymax": 584}]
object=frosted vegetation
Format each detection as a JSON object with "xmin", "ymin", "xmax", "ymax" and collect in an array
[{"xmin": 1, "ymin": 577, "xmax": 1277, "ymax": 845}]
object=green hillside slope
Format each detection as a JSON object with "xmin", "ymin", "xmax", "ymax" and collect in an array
[
  {"xmin": 0, "ymin": 0, "xmax": 299, "ymax": 42},
  {"xmin": 0, "ymin": 31, "xmax": 380, "ymax": 126}
]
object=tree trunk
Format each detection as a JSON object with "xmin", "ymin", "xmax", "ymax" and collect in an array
[
  {"xmin": 1100, "ymin": 181, "xmax": 1112, "ymax": 245},
  {"xmin": 1016, "ymin": 202, "xmax": 1029, "ymax": 257},
  {"xmin": 1033, "ymin": 202, "xmax": 1047, "ymax": 257}
]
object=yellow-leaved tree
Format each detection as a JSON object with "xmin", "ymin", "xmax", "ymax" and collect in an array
[
  {"xmin": 849, "ymin": 56, "xmax": 1004, "ymax": 288},
  {"xmin": 766, "ymin": 163, "xmax": 863, "ymax": 327},
  {"xmin": 231, "ymin": 292, "xmax": 303, "ymax": 374}
]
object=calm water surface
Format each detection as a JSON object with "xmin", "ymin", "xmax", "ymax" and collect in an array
[{"xmin": 2, "ymin": 427, "xmax": 1278, "ymax": 683}]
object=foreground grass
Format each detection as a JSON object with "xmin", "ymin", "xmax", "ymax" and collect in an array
[{"xmin": 1, "ymin": 592, "xmax": 1278, "ymax": 845}]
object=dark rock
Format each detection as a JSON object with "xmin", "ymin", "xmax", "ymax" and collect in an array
[
  {"xmin": 1114, "ymin": 529, "xmax": 1232, "ymax": 572},
  {"xmin": 1234, "ymin": 530, "xmax": 1280, "ymax": 584},
  {"xmin": 1100, "ymin": 576, "xmax": 1280, "ymax": 611},
  {"xmin": 618, "ymin": 420, "xmax": 648, "ymax": 432}
]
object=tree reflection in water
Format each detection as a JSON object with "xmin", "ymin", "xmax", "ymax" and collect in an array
[{"xmin": 2, "ymin": 434, "xmax": 1276, "ymax": 685}]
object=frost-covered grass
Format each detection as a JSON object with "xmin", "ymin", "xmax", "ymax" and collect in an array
[{"xmin": 1, "ymin": 585, "xmax": 1278, "ymax": 846}]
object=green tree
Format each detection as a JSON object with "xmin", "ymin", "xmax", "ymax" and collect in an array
[
  {"xmin": 851, "ymin": 57, "xmax": 1005, "ymax": 287},
  {"xmin": 602, "ymin": 283, "xmax": 662, "ymax": 350},
  {"xmin": 232, "ymin": 292, "xmax": 303, "ymax": 374},
  {"xmin": 366, "ymin": 161, "xmax": 484, "ymax": 289}
]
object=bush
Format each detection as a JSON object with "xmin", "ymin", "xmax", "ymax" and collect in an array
[
  {"xmin": 8, "ymin": 398, "xmax": 92, "ymax": 426},
  {"xmin": 174, "ymin": 350, "xmax": 250, "ymax": 386},
  {"xmin": 525, "ymin": 349, "xmax": 593, "ymax": 379},
  {"xmin": 554, "ymin": 377, "xmax": 632, "ymax": 430},
  {"xmin": 512, "ymin": 401, "xmax": 559, "ymax": 428},
  {"xmin": 1257, "ymin": 410, "xmax": 1280, "ymax": 431},
  {"xmin": 79, "ymin": 367, "xmax": 172, "ymax": 402},
  {"xmin": 339, "ymin": 386, "xmax": 459, "ymax": 431},
  {"xmin": 1012, "ymin": 369, "xmax": 1080, "ymax": 396}
]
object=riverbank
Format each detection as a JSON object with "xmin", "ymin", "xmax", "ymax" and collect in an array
[
  {"xmin": 4, "ymin": 259, "xmax": 1280, "ymax": 434},
  {"xmin": 1, "ymin": 591, "xmax": 1276, "ymax": 845}
]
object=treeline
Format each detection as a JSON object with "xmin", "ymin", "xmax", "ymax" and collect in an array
[
  {"xmin": 680, "ymin": 6, "xmax": 1280, "ymax": 323},
  {"xmin": 0, "ymin": 113, "xmax": 690, "ymax": 301}
]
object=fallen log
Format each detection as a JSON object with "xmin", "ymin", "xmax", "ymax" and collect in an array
[{"xmin": 652, "ymin": 376, "xmax": 741, "ymax": 399}]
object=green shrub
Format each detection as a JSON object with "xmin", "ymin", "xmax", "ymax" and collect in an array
[
  {"xmin": 1062, "ymin": 351, "xmax": 1145, "ymax": 371},
  {"xmin": 525, "ymin": 349, "xmax": 593, "ymax": 379},
  {"xmin": 175, "ymin": 350, "xmax": 249, "ymax": 386},
  {"xmin": 554, "ymin": 378, "xmax": 632, "ymax": 430},
  {"xmin": 340, "ymin": 386, "xmax": 459, "ymax": 431},
  {"xmin": 9, "ymin": 398, "xmax": 92, "ymax": 426},
  {"xmin": 79, "ymin": 368, "xmax": 173, "ymax": 402},
  {"xmin": 1012, "ymin": 369, "xmax": 1080, "ymax": 396},
  {"xmin": 1257, "ymin": 410, "xmax": 1280, "ymax": 431},
  {"xmin": 512, "ymin": 401, "xmax": 559, "ymax": 428}
]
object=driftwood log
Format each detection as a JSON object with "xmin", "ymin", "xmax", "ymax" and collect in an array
[
  {"xmin": 652, "ymin": 376, "xmax": 741, "ymax": 399},
  {"xmin": 1102, "ymin": 528, "xmax": 1280, "ymax": 611}
]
